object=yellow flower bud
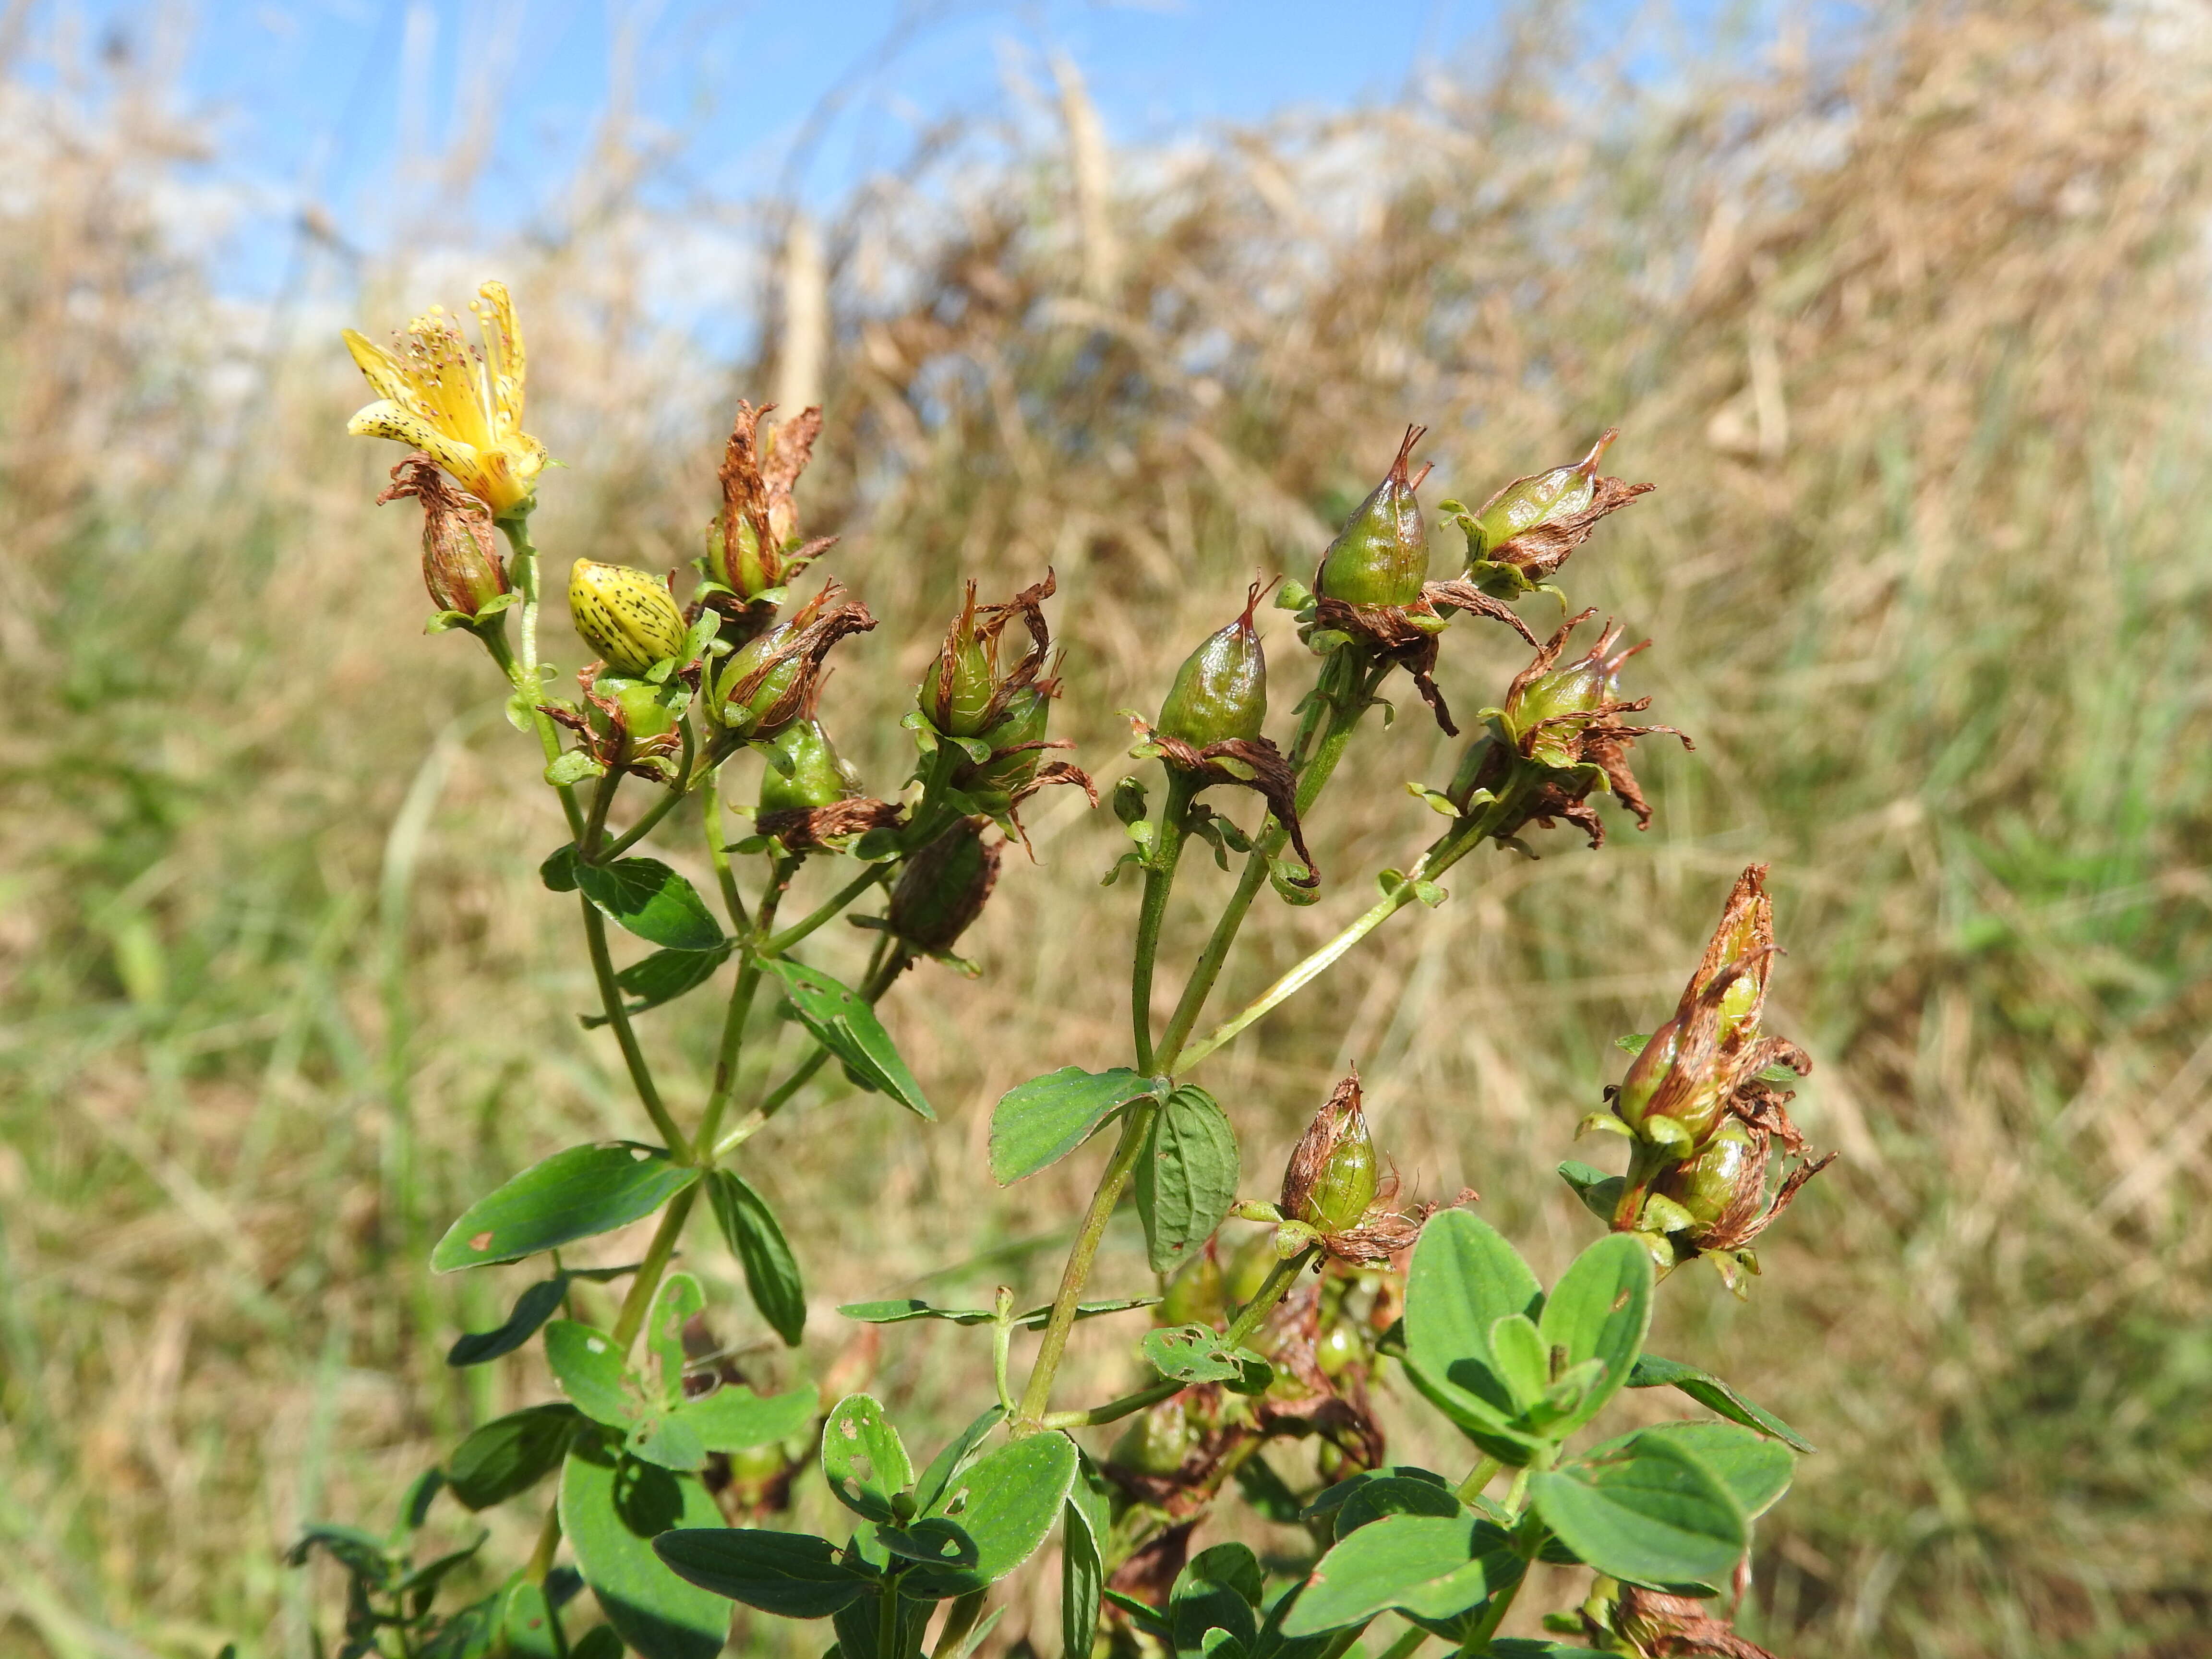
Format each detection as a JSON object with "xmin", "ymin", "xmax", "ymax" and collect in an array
[{"xmin": 567, "ymin": 561, "xmax": 686, "ymax": 674}]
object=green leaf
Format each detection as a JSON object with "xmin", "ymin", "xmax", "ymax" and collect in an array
[
  {"xmin": 1142, "ymin": 1325, "xmax": 1273, "ymax": 1394},
  {"xmin": 1534, "ymin": 1231, "xmax": 1653, "ymax": 1432},
  {"xmin": 543, "ymin": 1321, "xmax": 639, "ymax": 1429},
  {"xmin": 448, "ymin": 1404, "xmax": 583, "ymax": 1511},
  {"xmin": 1062, "ymin": 1453, "xmax": 1112, "ymax": 1659},
  {"xmin": 822, "ymin": 1395, "xmax": 914, "ymax": 1523},
  {"xmin": 1627, "ymin": 1355, "xmax": 1815, "ymax": 1452},
  {"xmin": 547, "ymin": 750, "xmax": 608, "ymax": 787},
  {"xmin": 1171, "ymin": 1542, "xmax": 1263, "ymax": 1658},
  {"xmin": 990, "ymin": 1067, "xmax": 1163, "ymax": 1184},
  {"xmin": 583, "ymin": 944, "xmax": 733, "ymax": 1027},
  {"xmin": 1528, "ymin": 1434, "xmax": 1747, "ymax": 1593},
  {"xmin": 447, "ymin": 1275, "xmax": 570, "ymax": 1367},
  {"xmin": 914, "ymin": 1406, "xmax": 1007, "ymax": 1516},
  {"xmin": 1402, "ymin": 1210, "xmax": 1544, "ymax": 1455},
  {"xmin": 1279, "ymin": 1514, "xmax": 1515, "ymax": 1635},
  {"xmin": 623, "ymin": 1411, "xmax": 709, "ymax": 1475},
  {"xmin": 1135, "ymin": 1085, "xmax": 1241, "ymax": 1274},
  {"xmin": 1592, "ymin": 1423, "xmax": 1792, "ymax": 1520},
  {"xmin": 1301, "ymin": 1466, "xmax": 1453, "ymax": 1526},
  {"xmin": 652, "ymin": 1527, "xmax": 876, "ymax": 1618},
  {"xmin": 1233, "ymin": 1453, "xmax": 1304, "ymax": 1525},
  {"xmin": 1555, "ymin": 1159, "xmax": 1626, "ymax": 1224},
  {"xmin": 836, "ymin": 1295, "xmax": 1157, "ymax": 1329},
  {"xmin": 560, "ymin": 1433, "xmax": 733, "ymax": 1659},
  {"xmin": 1333, "ymin": 1475, "xmax": 1466, "ymax": 1538},
  {"xmin": 576, "ymin": 857, "xmax": 725, "ymax": 951},
  {"xmin": 675, "ymin": 1384, "xmax": 817, "ymax": 1454},
  {"xmin": 708, "ymin": 1171, "xmax": 807, "ymax": 1346},
  {"xmin": 432, "ymin": 1143, "xmax": 700, "ymax": 1272},
  {"xmin": 541, "ymin": 844, "xmax": 580, "ymax": 891},
  {"xmin": 767, "ymin": 958, "xmax": 935, "ymax": 1121},
  {"xmin": 645, "ymin": 1274, "xmax": 705, "ymax": 1405},
  {"xmin": 903, "ymin": 1430, "xmax": 1078, "ymax": 1599},
  {"xmin": 498, "ymin": 1580, "xmax": 567, "ymax": 1659}
]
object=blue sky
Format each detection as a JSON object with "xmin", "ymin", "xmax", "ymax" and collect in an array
[{"xmin": 72, "ymin": 0, "xmax": 1539, "ymax": 292}]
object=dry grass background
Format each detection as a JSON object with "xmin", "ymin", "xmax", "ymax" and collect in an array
[{"xmin": 2, "ymin": 1, "xmax": 2211, "ymax": 1655}]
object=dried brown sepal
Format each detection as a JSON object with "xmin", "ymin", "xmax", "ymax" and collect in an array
[
  {"xmin": 1613, "ymin": 1585, "xmax": 1778, "ymax": 1659},
  {"xmin": 542, "ymin": 662, "xmax": 685, "ymax": 783},
  {"xmin": 717, "ymin": 402, "xmax": 832, "ymax": 582},
  {"xmin": 720, "ymin": 581, "xmax": 877, "ymax": 733},
  {"xmin": 755, "ymin": 797, "xmax": 903, "ymax": 854},
  {"xmin": 379, "ymin": 453, "xmax": 509, "ymax": 617},
  {"xmin": 1306, "ymin": 585, "xmax": 1538, "ymax": 738},
  {"xmin": 1280, "ymin": 1074, "xmax": 1463, "ymax": 1262},
  {"xmin": 997, "ymin": 757, "xmax": 1098, "ymax": 854},
  {"xmin": 1139, "ymin": 721, "xmax": 1319, "ymax": 886}
]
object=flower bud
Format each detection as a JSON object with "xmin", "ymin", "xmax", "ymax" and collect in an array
[
  {"xmin": 1685, "ymin": 864, "xmax": 1774, "ymax": 1043},
  {"xmin": 712, "ymin": 623, "xmax": 802, "ymax": 734},
  {"xmin": 1156, "ymin": 581, "xmax": 1269, "ymax": 745},
  {"xmin": 1283, "ymin": 1076, "xmax": 1380, "ymax": 1235},
  {"xmin": 1652, "ymin": 1117, "xmax": 1760, "ymax": 1235},
  {"xmin": 569, "ymin": 560, "xmax": 686, "ymax": 674},
  {"xmin": 757, "ymin": 719, "xmax": 857, "ymax": 814},
  {"xmin": 920, "ymin": 627, "xmax": 997, "ymax": 736},
  {"xmin": 966, "ymin": 685, "xmax": 1053, "ymax": 800},
  {"xmin": 1315, "ymin": 426, "xmax": 1431, "ymax": 607},
  {"xmin": 886, "ymin": 819, "xmax": 1003, "ymax": 955}
]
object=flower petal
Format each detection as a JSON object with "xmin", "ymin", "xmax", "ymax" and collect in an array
[
  {"xmin": 474, "ymin": 281, "xmax": 527, "ymax": 432},
  {"xmin": 348, "ymin": 400, "xmax": 484, "ymax": 481},
  {"xmin": 342, "ymin": 330, "xmax": 432, "ymax": 417}
]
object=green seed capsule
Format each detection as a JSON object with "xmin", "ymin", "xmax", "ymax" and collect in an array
[
  {"xmin": 1315, "ymin": 426, "xmax": 1431, "ymax": 607},
  {"xmin": 757, "ymin": 720, "xmax": 855, "ymax": 813},
  {"xmin": 1224, "ymin": 1231, "xmax": 1277, "ymax": 1307},
  {"xmin": 1316, "ymin": 1320, "xmax": 1364, "ymax": 1379},
  {"xmin": 1657, "ymin": 1118, "xmax": 1760, "ymax": 1232},
  {"xmin": 1301, "ymin": 1114, "xmax": 1378, "ymax": 1235},
  {"xmin": 1159, "ymin": 1250, "xmax": 1227, "ymax": 1328},
  {"xmin": 968, "ymin": 686, "xmax": 1052, "ymax": 798},
  {"xmin": 713, "ymin": 624, "xmax": 802, "ymax": 733},
  {"xmin": 1467, "ymin": 431, "xmax": 1613, "ymax": 559},
  {"xmin": 919, "ymin": 636, "xmax": 996, "ymax": 736},
  {"xmin": 887, "ymin": 819, "xmax": 1002, "ymax": 954},
  {"xmin": 1505, "ymin": 655, "xmax": 1611, "ymax": 768},
  {"xmin": 1156, "ymin": 584, "xmax": 1268, "ymax": 745},
  {"xmin": 586, "ymin": 675, "xmax": 677, "ymax": 744},
  {"xmin": 568, "ymin": 560, "xmax": 686, "ymax": 674},
  {"xmin": 1612, "ymin": 1017, "xmax": 1725, "ymax": 1147},
  {"xmin": 1109, "ymin": 1400, "xmax": 1195, "ymax": 1477}
]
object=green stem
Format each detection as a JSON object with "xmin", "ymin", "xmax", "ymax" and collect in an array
[
  {"xmin": 495, "ymin": 515, "xmax": 587, "ymax": 841},
  {"xmin": 702, "ymin": 762, "xmax": 751, "ymax": 931},
  {"xmin": 1016, "ymin": 1099, "xmax": 1160, "ymax": 1428},
  {"xmin": 1131, "ymin": 772, "xmax": 1199, "ymax": 1073},
  {"xmin": 610, "ymin": 1183, "xmax": 699, "ymax": 1347},
  {"xmin": 581, "ymin": 762, "xmax": 621, "ymax": 853},
  {"xmin": 878, "ymin": 1580, "xmax": 902, "ymax": 1659},
  {"xmin": 597, "ymin": 718, "xmax": 697, "ymax": 861},
  {"xmin": 1175, "ymin": 773, "xmax": 1529, "ymax": 1072},
  {"xmin": 1371, "ymin": 1626, "xmax": 1430, "ymax": 1659},
  {"xmin": 579, "ymin": 897, "xmax": 687, "ymax": 1154},
  {"xmin": 991, "ymin": 1289, "xmax": 1017, "ymax": 1416},
  {"xmin": 524, "ymin": 1503, "xmax": 563, "ymax": 1584},
  {"xmin": 1040, "ymin": 1245, "xmax": 1316, "ymax": 1428},
  {"xmin": 1151, "ymin": 655, "xmax": 1384, "ymax": 1073},
  {"xmin": 1455, "ymin": 1456, "xmax": 1503, "ymax": 1503},
  {"xmin": 762, "ymin": 863, "xmax": 893, "ymax": 958},
  {"xmin": 694, "ymin": 957, "xmax": 764, "ymax": 1160}
]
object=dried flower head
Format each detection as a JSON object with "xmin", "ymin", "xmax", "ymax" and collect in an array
[
  {"xmin": 1280, "ymin": 1075, "xmax": 1461, "ymax": 1263},
  {"xmin": 377, "ymin": 453, "xmax": 509, "ymax": 621},
  {"xmin": 706, "ymin": 401, "xmax": 836, "ymax": 617},
  {"xmin": 344, "ymin": 282, "xmax": 547, "ymax": 517}
]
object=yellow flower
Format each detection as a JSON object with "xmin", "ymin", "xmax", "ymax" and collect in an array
[{"xmin": 343, "ymin": 281, "xmax": 549, "ymax": 517}]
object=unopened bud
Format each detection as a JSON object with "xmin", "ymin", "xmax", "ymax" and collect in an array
[
  {"xmin": 1686, "ymin": 865, "xmax": 1774, "ymax": 1042},
  {"xmin": 1612, "ymin": 1017, "xmax": 1721, "ymax": 1147},
  {"xmin": 1283, "ymin": 1075, "xmax": 1380, "ymax": 1235},
  {"xmin": 967, "ymin": 685, "xmax": 1053, "ymax": 801},
  {"xmin": 713, "ymin": 624, "xmax": 802, "ymax": 735},
  {"xmin": 569, "ymin": 560, "xmax": 686, "ymax": 674},
  {"xmin": 1315, "ymin": 427, "xmax": 1431, "ymax": 607},
  {"xmin": 1157, "ymin": 581, "xmax": 1269, "ymax": 745},
  {"xmin": 757, "ymin": 719, "xmax": 857, "ymax": 814},
  {"xmin": 887, "ymin": 819, "xmax": 1002, "ymax": 955},
  {"xmin": 1653, "ymin": 1118, "xmax": 1759, "ymax": 1235}
]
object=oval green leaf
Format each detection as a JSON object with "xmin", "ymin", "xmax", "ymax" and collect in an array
[
  {"xmin": 1627, "ymin": 1354, "xmax": 1815, "ymax": 1452},
  {"xmin": 989, "ymin": 1067, "xmax": 1162, "ymax": 1184},
  {"xmin": 1534, "ymin": 1230, "xmax": 1652, "ymax": 1432},
  {"xmin": 1136, "ymin": 1085, "xmax": 1241, "ymax": 1274},
  {"xmin": 560, "ymin": 1434, "xmax": 733, "ymax": 1659},
  {"xmin": 768, "ymin": 958, "xmax": 934, "ymax": 1120},
  {"xmin": 447, "ymin": 1404, "xmax": 583, "ymax": 1511},
  {"xmin": 576, "ymin": 857, "xmax": 725, "ymax": 951},
  {"xmin": 1528, "ymin": 1433, "xmax": 1747, "ymax": 1593},
  {"xmin": 1405, "ymin": 1209, "xmax": 1543, "ymax": 1424},
  {"xmin": 675, "ymin": 1383, "xmax": 817, "ymax": 1454},
  {"xmin": 583, "ymin": 942, "xmax": 733, "ymax": 1027},
  {"xmin": 544, "ymin": 1320, "xmax": 639, "ymax": 1429},
  {"xmin": 447, "ymin": 1275, "xmax": 569, "ymax": 1367},
  {"xmin": 652, "ymin": 1527, "xmax": 875, "ymax": 1619},
  {"xmin": 1280, "ymin": 1514, "xmax": 1514, "ymax": 1636},
  {"xmin": 431, "ymin": 1143, "xmax": 700, "ymax": 1272},
  {"xmin": 822, "ymin": 1394, "xmax": 914, "ymax": 1522},
  {"xmin": 1592, "ymin": 1422, "xmax": 1793, "ymax": 1520},
  {"xmin": 708, "ymin": 1170, "xmax": 807, "ymax": 1346},
  {"xmin": 903, "ymin": 1429, "xmax": 1078, "ymax": 1599},
  {"xmin": 1062, "ymin": 1453, "xmax": 1112, "ymax": 1659}
]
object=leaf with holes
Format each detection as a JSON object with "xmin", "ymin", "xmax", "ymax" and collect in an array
[
  {"xmin": 1142, "ymin": 1325, "xmax": 1273, "ymax": 1395},
  {"xmin": 432, "ymin": 1144, "xmax": 700, "ymax": 1272},
  {"xmin": 673, "ymin": 1383, "xmax": 817, "ymax": 1454},
  {"xmin": 543, "ymin": 1321, "xmax": 640, "ymax": 1430},
  {"xmin": 768, "ymin": 958, "xmax": 933, "ymax": 1120},
  {"xmin": 903, "ymin": 1431, "xmax": 1078, "ymax": 1599},
  {"xmin": 821, "ymin": 1395, "xmax": 914, "ymax": 1523}
]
